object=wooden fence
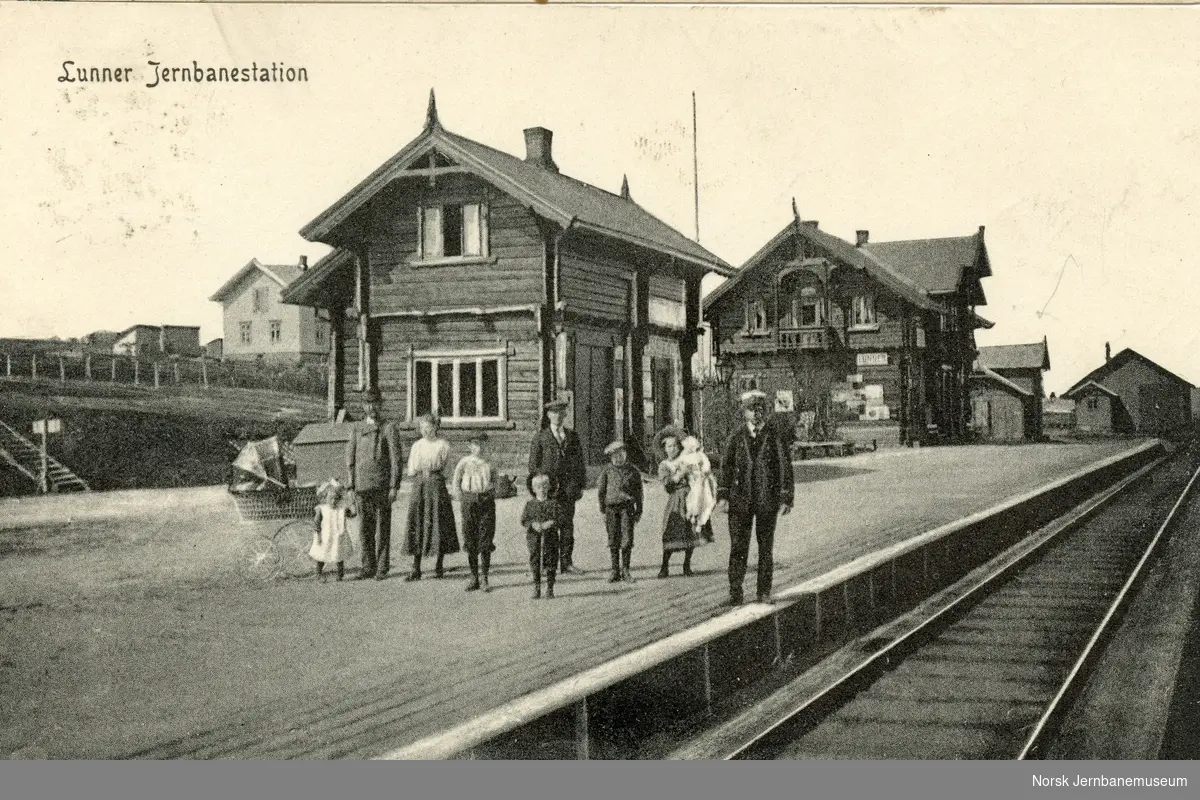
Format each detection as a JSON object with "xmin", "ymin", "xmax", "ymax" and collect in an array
[{"xmin": 1, "ymin": 351, "xmax": 326, "ymax": 397}]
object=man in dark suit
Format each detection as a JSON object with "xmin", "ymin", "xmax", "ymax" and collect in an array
[
  {"xmin": 719, "ymin": 390, "xmax": 794, "ymax": 606},
  {"xmin": 345, "ymin": 386, "xmax": 402, "ymax": 580},
  {"xmin": 527, "ymin": 398, "xmax": 588, "ymax": 574}
]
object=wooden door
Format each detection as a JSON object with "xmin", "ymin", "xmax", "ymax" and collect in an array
[
  {"xmin": 972, "ymin": 397, "xmax": 991, "ymax": 436},
  {"xmin": 651, "ymin": 357, "xmax": 674, "ymax": 434},
  {"xmin": 574, "ymin": 339, "xmax": 615, "ymax": 464}
]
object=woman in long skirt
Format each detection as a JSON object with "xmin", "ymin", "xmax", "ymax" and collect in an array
[
  {"xmin": 402, "ymin": 413, "xmax": 460, "ymax": 580},
  {"xmin": 656, "ymin": 428, "xmax": 711, "ymax": 578}
]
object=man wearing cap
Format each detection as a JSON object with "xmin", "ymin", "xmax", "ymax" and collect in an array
[
  {"xmin": 719, "ymin": 389, "xmax": 794, "ymax": 605},
  {"xmin": 527, "ymin": 398, "xmax": 588, "ymax": 574},
  {"xmin": 345, "ymin": 387, "xmax": 402, "ymax": 580}
]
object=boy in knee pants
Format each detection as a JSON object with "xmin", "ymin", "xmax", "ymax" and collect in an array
[
  {"xmin": 597, "ymin": 440, "xmax": 643, "ymax": 583},
  {"xmin": 521, "ymin": 473, "xmax": 560, "ymax": 599}
]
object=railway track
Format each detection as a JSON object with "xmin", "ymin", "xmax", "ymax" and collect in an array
[{"xmin": 690, "ymin": 443, "xmax": 1200, "ymax": 760}]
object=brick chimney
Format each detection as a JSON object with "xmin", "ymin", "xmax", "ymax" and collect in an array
[
  {"xmin": 299, "ymin": 255, "xmax": 308, "ymax": 270},
  {"xmin": 856, "ymin": 230, "xmax": 869, "ymax": 247},
  {"xmin": 523, "ymin": 127, "xmax": 558, "ymax": 173},
  {"xmin": 1105, "ymin": 342, "xmax": 1111, "ymax": 362}
]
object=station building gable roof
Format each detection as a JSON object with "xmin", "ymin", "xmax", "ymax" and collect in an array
[
  {"xmin": 703, "ymin": 217, "xmax": 939, "ymax": 317},
  {"xmin": 1064, "ymin": 348, "xmax": 1194, "ymax": 397},
  {"xmin": 978, "ymin": 341, "xmax": 1050, "ymax": 373},
  {"xmin": 293, "ymin": 90, "xmax": 732, "ymax": 297}
]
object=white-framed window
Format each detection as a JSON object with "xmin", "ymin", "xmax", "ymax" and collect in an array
[
  {"xmin": 1086, "ymin": 397, "xmax": 1100, "ymax": 410},
  {"xmin": 239, "ymin": 321, "xmax": 252, "ymax": 345},
  {"xmin": 418, "ymin": 202, "xmax": 488, "ymax": 261},
  {"xmin": 744, "ymin": 297, "xmax": 770, "ymax": 334},
  {"xmin": 648, "ymin": 274, "xmax": 686, "ymax": 329},
  {"xmin": 408, "ymin": 349, "xmax": 507, "ymax": 422},
  {"xmin": 851, "ymin": 295, "xmax": 877, "ymax": 328},
  {"xmin": 269, "ymin": 320, "xmax": 282, "ymax": 344},
  {"xmin": 252, "ymin": 287, "xmax": 268, "ymax": 314},
  {"xmin": 789, "ymin": 286, "xmax": 825, "ymax": 328}
]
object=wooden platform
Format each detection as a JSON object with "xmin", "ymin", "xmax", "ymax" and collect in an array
[{"xmin": 0, "ymin": 440, "xmax": 1147, "ymax": 759}]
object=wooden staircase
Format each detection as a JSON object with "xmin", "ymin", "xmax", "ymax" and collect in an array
[{"xmin": 0, "ymin": 419, "xmax": 90, "ymax": 492}]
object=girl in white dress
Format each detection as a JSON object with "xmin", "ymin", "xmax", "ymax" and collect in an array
[
  {"xmin": 401, "ymin": 414, "xmax": 461, "ymax": 580},
  {"xmin": 309, "ymin": 479, "xmax": 357, "ymax": 583}
]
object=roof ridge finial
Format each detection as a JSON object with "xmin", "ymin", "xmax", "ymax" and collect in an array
[
  {"xmin": 791, "ymin": 197, "xmax": 805, "ymax": 260},
  {"xmin": 424, "ymin": 88, "xmax": 440, "ymax": 132},
  {"xmin": 620, "ymin": 174, "xmax": 631, "ymax": 201}
]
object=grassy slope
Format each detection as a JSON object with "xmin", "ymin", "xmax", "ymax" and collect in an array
[{"xmin": 0, "ymin": 380, "xmax": 325, "ymax": 495}]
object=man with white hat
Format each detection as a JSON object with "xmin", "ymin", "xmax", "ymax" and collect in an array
[
  {"xmin": 718, "ymin": 389, "xmax": 793, "ymax": 605},
  {"xmin": 527, "ymin": 397, "xmax": 588, "ymax": 574}
]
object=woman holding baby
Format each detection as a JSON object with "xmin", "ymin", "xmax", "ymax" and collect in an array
[{"xmin": 654, "ymin": 427, "xmax": 716, "ymax": 578}]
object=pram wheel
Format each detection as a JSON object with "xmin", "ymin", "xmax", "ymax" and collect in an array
[
  {"xmin": 238, "ymin": 537, "xmax": 282, "ymax": 582},
  {"xmin": 275, "ymin": 519, "xmax": 315, "ymax": 579}
]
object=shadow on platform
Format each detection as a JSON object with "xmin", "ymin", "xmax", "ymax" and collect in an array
[{"xmin": 793, "ymin": 463, "xmax": 877, "ymax": 484}]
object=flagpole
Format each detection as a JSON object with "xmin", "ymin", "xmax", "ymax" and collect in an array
[{"xmin": 693, "ymin": 91, "xmax": 700, "ymax": 243}]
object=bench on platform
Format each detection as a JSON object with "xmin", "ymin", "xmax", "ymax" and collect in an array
[{"xmin": 793, "ymin": 440, "xmax": 856, "ymax": 459}]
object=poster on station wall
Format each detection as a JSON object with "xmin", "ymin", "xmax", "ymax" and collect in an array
[{"xmin": 775, "ymin": 390, "xmax": 794, "ymax": 413}]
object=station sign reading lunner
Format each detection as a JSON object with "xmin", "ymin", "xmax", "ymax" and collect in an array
[{"xmin": 856, "ymin": 352, "xmax": 889, "ymax": 367}]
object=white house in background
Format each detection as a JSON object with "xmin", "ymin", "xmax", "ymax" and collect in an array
[{"xmin": 209, "ymin": 256, "xmax": 330, "ymax": 362}]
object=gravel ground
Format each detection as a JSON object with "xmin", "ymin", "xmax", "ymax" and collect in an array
[{"xmin": 0, "ymin": 440, "xmax": 1140, "ymax": 759}]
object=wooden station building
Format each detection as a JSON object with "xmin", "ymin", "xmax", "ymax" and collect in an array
[
  {"xmin": 280, "ymin": 93, "xmax": 733, "ymax": 471},
  {"xmin": 1063, "ymin": 345, "xmax": 1193, "ymax": 437},
  {"xmin": 703, "ymin": 212, "xmax": 993, "ymax": 447},
  {"xmin": 970, "ymin": 339, "xmax": 1051, "ymax": 441}
]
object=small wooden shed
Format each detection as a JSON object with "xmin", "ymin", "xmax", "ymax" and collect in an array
[
  {"xmin": 969, "ymin": 366, "xmax": 1032, "ymax": 441},
  {"xmin": 1064, "ymin": 380, "xmax": 1130, "ymax": 435}
]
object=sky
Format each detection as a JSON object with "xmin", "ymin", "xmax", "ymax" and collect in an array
[{"xmin": 1, "ymin": 4, "xmax": 1198, "ymax": 395}]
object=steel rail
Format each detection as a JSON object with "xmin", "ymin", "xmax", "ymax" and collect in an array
[
  {"xmin": 1017, "ymin": 444, "xmax": 1200, "ymax": 760},
  {"xmin": 723, "ymin": 449, "xmax": 1176, "ymax": 760}
]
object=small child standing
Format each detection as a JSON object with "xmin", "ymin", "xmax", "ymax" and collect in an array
[
  {"xmin": 597, "ymin": 441, "xmax": 643, "ymax": 583},
  {"xmin": 520, "ymin": 473, "xmax": 560, "ymax": 599},
  {"xmin": 452, "ymin": 431, "xmax": 496, "ymax": 593},
  {"xmin": 309, "ymin": 479, "xmax": 357, "ymax": 583}
]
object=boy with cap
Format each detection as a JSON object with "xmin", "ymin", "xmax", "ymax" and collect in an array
[
  {"xmin": 596, "ymin": 440, "xmax": 644, "ymax": 583},
  {"xmin": 527, "ymin": 398, "xmax": 587, "ymax": 574},
  {"xmin": 451, "ymin": 431, "xmax": 496, "ymax": 592},
  {"xmin": 719, "ymin": 389, "xmax": 794, "ymax": 605}
]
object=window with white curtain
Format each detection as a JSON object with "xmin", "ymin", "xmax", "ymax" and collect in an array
[
  {"xmin": 851, "ymin": 294, "xmax": 877, "ymax": 328},
  {"xmin": 418, "ymin": 202, "xmax": 488, "ymax": 261}
]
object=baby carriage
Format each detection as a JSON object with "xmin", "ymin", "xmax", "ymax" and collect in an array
[{"xmin": 228, "ymin": 436, "xmax": 320, "ymax": 581}]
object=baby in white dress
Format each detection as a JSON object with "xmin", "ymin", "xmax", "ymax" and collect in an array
[{"xmin": 678, "ymin": 436, "xmax": 718, "ymax": 533}]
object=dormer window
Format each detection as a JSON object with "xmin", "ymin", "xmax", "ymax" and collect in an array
[{"xmin": 418, "ymin": 202, "xmax": 488, "ymax": 261}]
